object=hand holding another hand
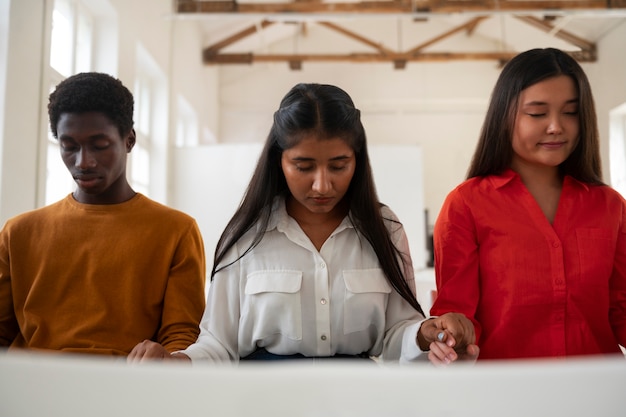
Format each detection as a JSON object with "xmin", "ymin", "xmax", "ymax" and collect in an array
[
  {"xmin": 417, "ymin": 312, "xmax": 480, "ymax": 366},
  {"xmin": 127, "ymin": 339, "xmax": 191, "ymax": 363}
]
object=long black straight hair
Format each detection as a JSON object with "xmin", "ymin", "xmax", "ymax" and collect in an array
[
  {"xmin": 211, "ymin": 83, "xmax": 425, "ymax": 316},
  {"xmin": 468, "ymin": 47, "xmax": 603, "ymax": 184}
]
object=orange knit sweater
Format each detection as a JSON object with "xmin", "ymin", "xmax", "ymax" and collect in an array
[{"xmin": 0, "ymin": 194, "xmax": 205, "ymax": 356}]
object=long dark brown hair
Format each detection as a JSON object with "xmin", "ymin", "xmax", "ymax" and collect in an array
[
  {"xmin": 467, "ymin": 47, "xmax": 603, "ymax": 184},
  {"xmin": 212, "ymin": 83, "xmax": 424, "ymax": 316}
]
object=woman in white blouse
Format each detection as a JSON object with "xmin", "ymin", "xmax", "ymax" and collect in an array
[{"xmin": 129, "ymin": 83, "xmax": 478, "ymax": 365}]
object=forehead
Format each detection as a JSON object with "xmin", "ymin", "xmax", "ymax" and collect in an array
[
  {"xmin": 518, "ymin": 75, "xmax": 578, "ymax": 104},
  {"xmin": 56, "ymin": 111, "xmax": 119, "ymax": 138},
  {"xmin": 284, "ymin": 135, "xmax": 354, "ymax": 158}
]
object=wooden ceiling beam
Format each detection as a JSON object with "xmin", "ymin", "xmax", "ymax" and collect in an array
[
  {"xmin": 204, "ymin": 20, "xmax": 275, "ymax": 54},
  {"xmin": 200, "ymin": 14, "xmax": 598, "ymax": 66},
  {"xmin": 317, "ymin": 22, "xmax": 396, "ymax": 55},
  {"xmin": 514, "ymin": 15, "xmax": 596, "ymax": 59},
  {"xmin": 194, "ymin": 1, "xmax": 604, "ymax": 66},
  {"xmin": 203, "ymin": 50, "xmax": 595, "ymax": 65},
  {"xmin": 177, "ymin": 0, "xmax": 624, "ymax": 14},
  {"xmin": 404, "ymin": 16, "xmax": 488, "ymax": 55}
]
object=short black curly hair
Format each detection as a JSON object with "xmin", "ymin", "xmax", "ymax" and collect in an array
[{"xmin": 48, "ymin": 72, "xmax": 134, "ymax": 139}]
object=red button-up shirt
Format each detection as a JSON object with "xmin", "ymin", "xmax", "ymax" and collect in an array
[{"xmin": 431, "ymin": 169, "xmax": 626, "ymax": 360}]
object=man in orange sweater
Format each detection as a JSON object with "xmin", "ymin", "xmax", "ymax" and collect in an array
[{"xmin": 0, "ymin": 73, "xmax": 205, "ymax": 358}]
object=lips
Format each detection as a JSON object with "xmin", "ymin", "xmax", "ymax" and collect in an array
[
  {"xmin": 311, "ymin": 196, "xmax": 333, "ymax": 205},
  {"xmin": 539, "ymin": 141, "xmax": 567, "ymax": 149},
  {"xmin": 74, "ymin": 173, "xmax": 101, "ymax": 187}
]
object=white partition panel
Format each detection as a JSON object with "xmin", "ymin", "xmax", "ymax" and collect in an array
[
  {"xmin": 1, "ymin": 352, "xmax": 625, "ymax": 417},
  {"xmin": 173, "ymin": 143, "xmax": 262, "ymax": 264}
]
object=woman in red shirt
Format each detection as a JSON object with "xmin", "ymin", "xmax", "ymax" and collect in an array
[{"xmin": 430, "ymin": 48, "xmax": 626, "ymax": 360}]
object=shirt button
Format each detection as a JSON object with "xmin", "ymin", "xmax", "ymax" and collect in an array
[
  {"xmin": 552, "ymin": 242, "xmax": 560, "ymax": 248},
  {"xmin": 321, "ymin": 335, "xmax": 327, "ymax": 341},
  {"xmin": 320, "ymin": 298, "xmax": 327, "ymax": 305},
  {"xmin": 320, "ymin": 262, "xmax": 326, "ymax": 269}
]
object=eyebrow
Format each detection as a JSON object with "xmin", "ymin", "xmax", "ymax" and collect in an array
[
  {"xmin": 59, "ymin": 133, "xmax": 112, "ymax": 141},
  {"xmin": 290, "ymin": 155, "xmax": 353, "ymax": 162},
  {"xmin": 523, "ymin": 98, "xmax": 578, "ymax": 106}
]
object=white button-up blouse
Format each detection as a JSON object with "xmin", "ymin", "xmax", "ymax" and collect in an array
[{"xmin": 182, "ymin": 197, "xmax": 426, "ymax": 363}]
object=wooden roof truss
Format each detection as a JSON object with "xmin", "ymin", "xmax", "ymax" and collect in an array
[{"xmin": 175, "ymin": 0, "xmax": 626, "ymax": 68}]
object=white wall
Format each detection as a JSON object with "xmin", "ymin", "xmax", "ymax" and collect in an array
[
  {"xmin": 585, "ymin": 20, "xmax": 626, "ymax": 185},
  {"xmin": 170, "ymin": 21, "xmax": 220, "ymax": 142},
  {"xmin": 0, "ymin": 0, "xmax": 9, "ymax": 151},
  {"xmin": 0, "ymin": 0, "xmax": 11, "ymax": 201}
]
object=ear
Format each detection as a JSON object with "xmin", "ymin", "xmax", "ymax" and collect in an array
[{"xmin": 126, "ymin": 129, "xmax": 136, "ymax": 153}]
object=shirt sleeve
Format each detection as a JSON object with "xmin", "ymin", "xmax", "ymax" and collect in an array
[
  {"xmin": 399, "ymin": 321, "xmax": 431, "ymax": 364},
  {"xmin": 610, "ymin": 198, "xmax": 626, "ymax": 347},
  {"xmin": 430, "ymin": 188, "xmax": 483, "ymax": 341},
  {"xmin": 157, "ymin": 220, "xmax": 207, "ymax": 353},
  {"xmin": 181, "ymin": 246, "xmax": 241, "ymax": 363}
]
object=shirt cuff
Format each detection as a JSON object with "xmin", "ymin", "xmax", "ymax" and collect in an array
[{"xmin": 400, "ymin": 320, "xmax": 429, "ymax": 364}]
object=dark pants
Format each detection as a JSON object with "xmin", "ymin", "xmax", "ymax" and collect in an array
[{"xmin": 241, "ymin": 348, "xmax": 373, "ymax": 362}]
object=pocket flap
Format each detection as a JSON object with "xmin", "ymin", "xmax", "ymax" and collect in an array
[
  {"xmin": 245, "ymin": 270, "xmax": 303, "ymax": 294},
  {"xmin": 343, "ymin": 269, "xmax": 392, "ymax": 294}
]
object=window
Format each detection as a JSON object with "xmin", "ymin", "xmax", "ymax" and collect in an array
[
  {"xmin": 176, "ymin": 95, "xmax": 199, "ymax": 148},
  {"xmin": 49, "ymin": 1, "xmax": 74, "ymax": 77},
  {"xmin": 45, "ymin": 0, "xmax": 94, "ymax": 205},
  {"xmin": 131, "ymin": 74, "xmax": 152, "ymax": 196},
  {"xmin": 49, "ymin": 0, "xmax": 92, "ymax": 77},
  {"xmin": 609, "ymin": 103, "xmax": 626, "ymax": 198},
  {"xmin": 130, "ymin": 43, "xmax": 168, "ymax": 201}
]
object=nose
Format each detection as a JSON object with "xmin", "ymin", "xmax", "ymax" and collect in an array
[
  {"xmin": 312, "ymin": 168, "xmax": 331, "ymax": 194},
  {"xmin": 75, "ymin": 148, "xmax": 97, "ymax": 169},
  {"xmin": 546, "ymin": 115, "xmax": 564, "ymax": 135}
]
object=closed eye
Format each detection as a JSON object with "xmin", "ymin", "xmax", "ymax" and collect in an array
[
  {"xmin": 60, "ymin": 141, "xmax": 79, "ymax": 152},
  {"xmin": 295, "ymin": 164, "xmax": 313, "ymax": 172},
  {"xmin": 329, "ymin": 164, "xmax": 348, "ymax": 172}
]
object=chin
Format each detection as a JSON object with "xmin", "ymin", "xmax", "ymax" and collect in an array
[{"xmin": 306, "ymin": 205, "xmax": 334, "ymax": 214}]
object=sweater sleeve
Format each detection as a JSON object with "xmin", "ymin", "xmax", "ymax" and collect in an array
[
  {"xmin": 0, "ymin": 222, "xmax": 19, "ymax": 346},
  {"xmin": 157, "ymin": 220, "xmax": 206, "ymax": 353}
]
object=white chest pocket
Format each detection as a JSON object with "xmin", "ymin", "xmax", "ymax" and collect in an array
[
  {"xmin": 243, "ymin": 270, "xmax": 303, "ymax": 341},
  {"xmin": 343, "ymin": 269, "xmax": 392, "ymax": 334}
]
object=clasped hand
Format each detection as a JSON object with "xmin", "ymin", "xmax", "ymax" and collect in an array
[
  {"xmin": 417, "ymin": 312, "xmax": 480, "ymax": 366},
  {"xmin": 127, "ymin": 340, "xmax": 191, "ymax": 363}
]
